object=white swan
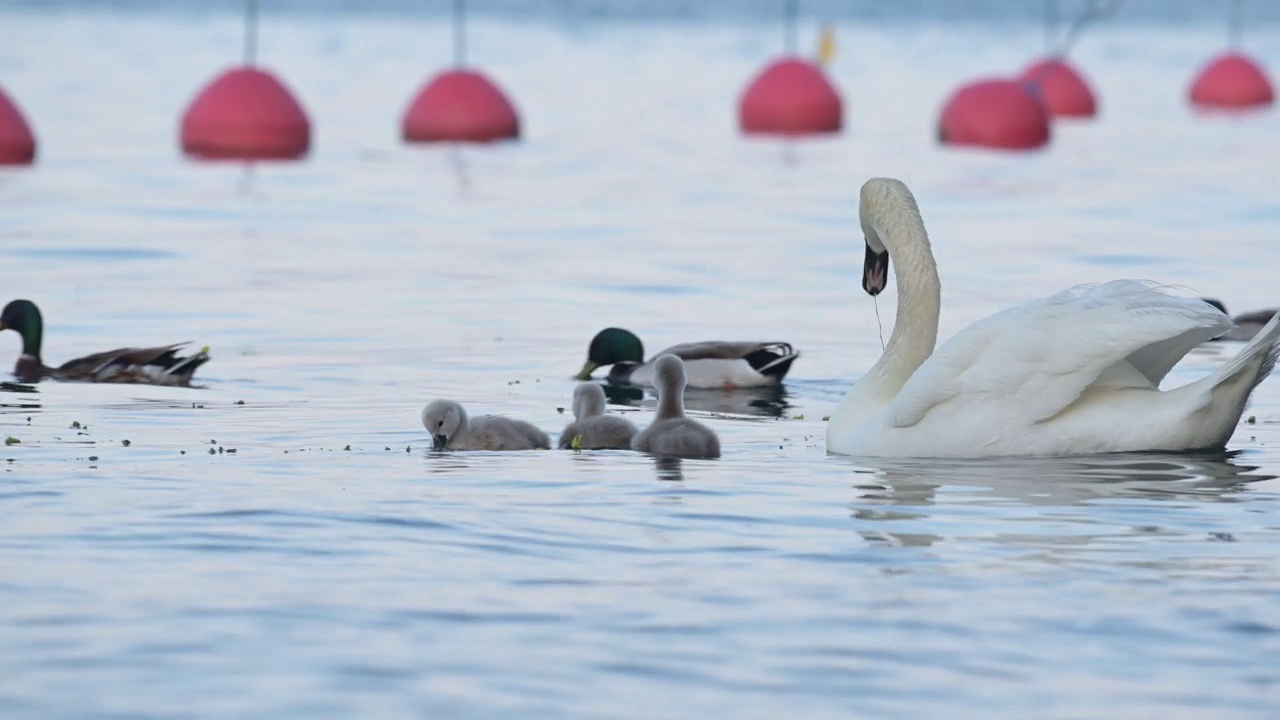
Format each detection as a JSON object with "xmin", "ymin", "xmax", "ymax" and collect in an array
[{"xmin": 827, "ymin": 178, "xmax": 1280, "ymax": 458}]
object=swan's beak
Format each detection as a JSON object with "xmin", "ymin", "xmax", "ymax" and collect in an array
[
  {"xmin": 432, "ymin": 434, "xmax": 449, "ymax": 451},
  {"xmin": 863, "ymin": 245, "xmax": 889, "ymax": 296},
  {"xmin": 575, "ymin": 360, "xmax": 599, "ymax": 380}
]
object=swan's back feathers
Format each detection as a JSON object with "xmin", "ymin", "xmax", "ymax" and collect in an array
[{"xmin": 889, "ymin": 281, "xmax": 1234, "ymax": 428}]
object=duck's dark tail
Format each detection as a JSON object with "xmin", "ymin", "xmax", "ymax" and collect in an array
[
  {"xmin": 163, "ymin": 345, "xmax": 212, "ymax": 385},
  {"xmin": 744, "ymin": 343, "xmax": 800, "ymax": 381}
]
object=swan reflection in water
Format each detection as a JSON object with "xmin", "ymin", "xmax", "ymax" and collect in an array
[
  {"xmin": 840, "ymin": 451, "xmax": 1275, "ymax": 548},
  {"xmin": 599, "ymin": 381, "xmax": 791, "ymax": 419}
]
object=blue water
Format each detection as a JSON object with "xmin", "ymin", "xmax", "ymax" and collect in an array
[{"xmin": 2, "ymin": 6, "xmax": 1280, "ymax": 719}]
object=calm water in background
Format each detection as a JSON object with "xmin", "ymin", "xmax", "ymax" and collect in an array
[{"xmin": 2, "ymin": 6, "xmax": 1280, "ymax": 718}]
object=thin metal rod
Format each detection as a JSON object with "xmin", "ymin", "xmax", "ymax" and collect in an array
[
  {"xmin": 784, "ymin": 0, "xmax": 797, "ymax": 55},
  {"xmin": 1049, "ymin": 0, "xmax": 1121, "ymax": 60},
  {"xmin": 1229, "ymin": 0, "xmax": 1245, "ymax": 49},
  {"xmin": 1044, "ymin": 0, "xmax": 1058, "ymax": 51},
  {"xmin": 454, "ymin": 0, "xmax": 467, "ymax": 67},
  {"xmin": 244, "ymin": 0, "xmax": 258, "ymax": 66}
]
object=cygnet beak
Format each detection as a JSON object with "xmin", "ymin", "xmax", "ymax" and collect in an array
[{"xmin": 432, "ymin": 434, "xmax": 449, "ymax": 451}]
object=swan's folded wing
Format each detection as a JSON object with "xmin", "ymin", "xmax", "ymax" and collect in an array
[{"xmin": 890, "ymin": 281, "xmax": 1232, "ymax": 428}]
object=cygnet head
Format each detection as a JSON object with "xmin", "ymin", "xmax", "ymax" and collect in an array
[
  {"xmin": 653, "ymin": 354, "xmax": 687, "ymax": 395},
  {"xmin": 422, "ymin": 399, "xmax": 468, "ymax": 451},
  {"xmin": 571, "ymin": 383, "xmax": 607, "ymax": 420},
  {"xmin": 858, "ymin": 178, "xmax": 921, "ymax": 297}
]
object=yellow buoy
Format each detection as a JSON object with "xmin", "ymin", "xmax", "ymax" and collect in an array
[{"xmin": 817, "ymin": 23, "xmax": 836, "ymax": 67}]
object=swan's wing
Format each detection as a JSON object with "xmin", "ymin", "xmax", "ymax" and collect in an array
[{"xmin": 890, "ymin": 281, "xmax": 1232, "ymax": 428}]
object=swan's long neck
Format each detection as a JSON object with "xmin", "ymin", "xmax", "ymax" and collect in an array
[
  {"xmin": 837, "ymin": 198, "xmax": 940, "ymax": 416},
  {"xmin": 871, "ymin": 231, "xmax": 939, "ymax": 393}
]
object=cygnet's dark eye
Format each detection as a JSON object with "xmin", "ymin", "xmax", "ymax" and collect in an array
[{"xmin": 437, "ymin": 420, "xmax": 443, "ymax": 428}]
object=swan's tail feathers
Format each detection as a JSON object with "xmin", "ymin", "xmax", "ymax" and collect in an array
[
  {"xmin": 744, "ymin": 343, "xmax": 800, "ymax": 381},
  {"xmin": 1191, "ymin": 310, "xmax": 1280, "ymax": 448},
  {"xmin": 1207, "ymin": 310, "xmax": 1280, "ymax": 396}
]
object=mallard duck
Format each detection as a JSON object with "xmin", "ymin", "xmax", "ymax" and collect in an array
[
  {"xmin": 558, "ymin": 383, "xmax": 637, "ymax": 450},
  {"xmin": 421, "ymin": 399, "xmax": 551, "ymax": 451},
  {"xmin": 1200, "ymin": 298, "xmax": 1278, "ymax": 342},
  {"xmin": 631, "ymin": 355, "xmax": 721, "ymax": 460},
  {"xmin": 0, "ymin": 299, "xmax": 211, "ymax": 386},
  {"xmin": 575, "ymin": 327, "xmax": 798, "ymax": 389}
]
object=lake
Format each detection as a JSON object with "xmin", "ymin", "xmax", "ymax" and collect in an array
[{"xmin": 1, "ymin": 4, "xmax": 1279, "ymax": 718}]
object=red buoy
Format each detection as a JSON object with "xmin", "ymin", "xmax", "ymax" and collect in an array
[
  {"xmin": 739, "ymin": 58, "xmax": 842, "ymax": 136},
  {"xmin": 1021, "ymin": 57, "xmax": 1097, "ymax": 118},
  {"xmin": 1189, "ymin": 52, "xmax": 1274, "ymax": 110},
  {"xmin": 180, "ymin": 67, "xmax": 310, "ymax": 160},
  {"xmin": 402, "ymin": 69, "xmax": 519, "ymax": 143},
  {"xmin": 0, "ymin": 84, "xmax": 35, "ymax": 165},
  {"xmin": 939, "ymin": 78, "xmax": 1050, "ymax": 150}
]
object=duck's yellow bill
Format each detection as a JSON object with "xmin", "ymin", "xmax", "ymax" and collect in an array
[{"xmin": 574, "ymin": 360, "xmax": 599, "ymax": 380}]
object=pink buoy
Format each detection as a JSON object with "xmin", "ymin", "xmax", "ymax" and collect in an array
[
  {"xmin": 938, "ymin": 78, "xmax": 1050, "ymax": 151},
  {"xmin": 180, "ymin": 67, "xmax": 310, "ymax": 160},
  {"xmin": 1189, "ymin": 52, "xmax": 1274, "ymax": 109},
  {"xmin": 739, "ymin": 58, "xmax": 842, "ymax": 136},
  {"xmin": 1021, "ymin": 57, "xmax": 1097, "ymax": 118},
  {"xmin": 0, "ymin": 84, "xmax": 35, "ymax": 165},
  {"xmin": 402, "ymin": 69, "xmax": 519, "ymax": 143}
]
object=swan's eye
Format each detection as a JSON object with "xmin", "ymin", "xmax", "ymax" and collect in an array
[{"xmin": 437, "ymin": 420, "xmax": 443, "ymax": 428}]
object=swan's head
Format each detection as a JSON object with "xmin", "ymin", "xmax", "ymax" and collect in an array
[
  {"xmin": 577, "ymin": 327, "xmax": 645, "ymax": 379},
  {"xmin": 571, "ymin": 382, "xmax": 607, "ymax": 420},
  {"xmin": 653, "ymin": 354, "xmax": 687, "ymax": 395},
  {"xmin": 858, "ymin": 178, "xmax": 921, "ymax": 297},
  {"xmin": 422, "ymin": 399, "xmax": 468, "ymax": 450}
]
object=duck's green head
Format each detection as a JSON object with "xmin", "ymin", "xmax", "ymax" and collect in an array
[
  {"xmin": 576, "ymin": 327, "xmax": 644, "ymax": 380},
  {"xmin": 0, "ymin": 300, "xmax": 43, "ymax": 357}
]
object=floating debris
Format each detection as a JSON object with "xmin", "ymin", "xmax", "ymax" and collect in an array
[
  {"xmin": 235, "ymin": 400, "xmax": 246, "ymax": 405},
  {"xmin": 822, "ymin": 416, "xmax": 831, "ymax": 421},
  {"xmin": 70, "ymin": 421, "xmax": 81, "ymax": 429},
  {"xmin": 4, "ymin": 437, "xmax": 19, "ymax": 446},
  {"xmin": 121, "ymin": 439, "xmax": 131, "ymax": 447},
  {"xmin": 793, "ymin": 414, "xmax": 805, "ymax": 420},
  {"xmin": 343, "ymin": 445, "xmax": 351, "ymax": 451},
  {"xmin": 1248, "ymin": 415, "xmax": 1257, "ymax": 424}
]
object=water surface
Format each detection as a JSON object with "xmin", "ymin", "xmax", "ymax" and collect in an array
[{"xmin": 2, "ymin": 9, "xmax": 1279, "ymax": 719}]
